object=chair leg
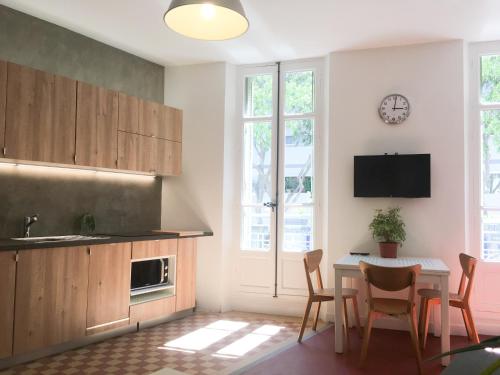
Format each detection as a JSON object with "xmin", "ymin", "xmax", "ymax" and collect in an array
[
  {"xmin": 408, "ymin": 309, "xmax": 423, "ymax": 375},
  {"xmin": 461, "ymin": 307, "xmax": 472, "ymax": 341},
  {"xmin": 352, "ymin": 296, "xmax": 363, "ymax": 338},
  {"xmin": 343, "ymin": 298, "xmax": 350, "ymax": 350},
  {"xmin": 298, "ymin": 298, "xmax": 313, "ymax": 343},
  {"xmin": 313, "ymin": 301, "xmax": 321, "ymax": 331},
  {"xmin": 360, "ymin": 310, "xmax": 374, "ymax": 366},
  {"xmin": 421, "ymin": 299, "xmax": 431, "ymax": 350},
  {"xmin": 464, "ymin": 305, "xmax": 480, "ymax": 344}
]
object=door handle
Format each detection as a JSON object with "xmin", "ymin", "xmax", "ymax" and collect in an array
[{"xmin": 263, "ymin": 202, "xmax": 277, "ymax": 212}]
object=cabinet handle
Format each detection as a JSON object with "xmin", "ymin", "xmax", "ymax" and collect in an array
[{"xmin": 3, "ymin": 147, "xmax": 6, "ymax": 156}]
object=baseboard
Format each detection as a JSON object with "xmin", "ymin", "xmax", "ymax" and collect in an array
[{"xmin": 228, "ymin": 292, "xmax": 309, "ymax": 318}]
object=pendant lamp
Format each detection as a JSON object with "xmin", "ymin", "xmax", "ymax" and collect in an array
[{"xmin": 164, "ymin": 0, "xmax": 249, "ymax": 41}]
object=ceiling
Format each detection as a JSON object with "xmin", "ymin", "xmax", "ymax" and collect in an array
[{"xmin": 2, "ymin": 0, "xmax": 500, "ymax": 66}]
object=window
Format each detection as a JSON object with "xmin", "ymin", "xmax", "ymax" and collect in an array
[{"xmin": 479, "ymin": 54, "xmax": 500, "ymax": 261}]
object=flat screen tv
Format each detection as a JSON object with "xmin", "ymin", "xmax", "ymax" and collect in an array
[{"xmin": 354, "ymin": 154, "xmax": 431, "ymax": 198}]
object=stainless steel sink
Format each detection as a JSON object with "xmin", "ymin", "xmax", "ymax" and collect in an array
[{"xmin": 11, "ymin": 235, "xmax": 110, "ymax": 243}]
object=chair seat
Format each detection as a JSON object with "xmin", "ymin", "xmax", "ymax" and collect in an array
[
  {"xmin": 417, "ymin": 288, "xmax": 463, "ymax": 303},
  {"xmin": 314, "ymin": 287, "xmax": 358, "ymax": 298},
  {"xmin": 372, "ymin": 298, "xmax": 412, "ymax": 315}
]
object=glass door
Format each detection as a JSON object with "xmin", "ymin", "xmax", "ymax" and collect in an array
[{"xmin": 236, "ymin": 60, "xmax": 322, "ymax": 297}]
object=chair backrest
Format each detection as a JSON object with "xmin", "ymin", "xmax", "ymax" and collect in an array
[
  {"xmin": 360, "ymin": 261, "xmax": 422, "ymax": 308},
  {"xmin": 457, "ymin": 253, "xmax": 478, "ymax": 303},
  {"xmin": 303, "ymin": 249, "xmax": 324, "ymax": 295}
]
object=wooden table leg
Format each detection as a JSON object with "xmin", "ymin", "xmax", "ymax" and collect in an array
[
  {"xmin": 440, "ymin": 275, "xmax": 450, "ymax": 366},
  {"xmin": 335, "ymin": 269, "xmax": 344, "ymax": 353}
]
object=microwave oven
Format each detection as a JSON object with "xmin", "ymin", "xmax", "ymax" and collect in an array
[{"xmin": 131, "ymin": 257, "xmax": 170, "ymax": 296}]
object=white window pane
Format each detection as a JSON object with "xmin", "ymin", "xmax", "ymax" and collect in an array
[
  {"xmin": 241, "ymin": 207, "xmax": 271, "ymax": 251},
  {"xmin": 245, "ymin": 75, "xmax": 273, "ymax": 117},
  {"xmin": 482, "ymin": 209, "xmax": 500, "ymax": 261},
  {"xmin": 285, "ymin": 71, "xmax": 314, "ymax": 115},
  {"xmin": 480, "ymin": 55, "xmax": 500, "ymax": 104},
  {"xmin": 283, "ymin": 206, "xmax": 313, "ymax": 252},
  {"xmin": 243, "ymin": 122, "xmax": 273, "ymax": 204},
  {"xmin": 284, "ymin": 119, "xmax": 314, "ymax": 204}
]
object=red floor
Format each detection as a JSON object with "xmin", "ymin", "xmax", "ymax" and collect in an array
[{"xmin": 243, "ymin": 326, "xmax": 486, "ymax": 375}]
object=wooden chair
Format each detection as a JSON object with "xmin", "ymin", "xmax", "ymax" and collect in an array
[
  {"xmin": 298, "ymin": 249, "xmax": 361, "ymax": 345},
  {"xmin": 418, "ymin": 253, "xmax": 479, "ymax": 350},
  {"xmin": 359, "ymin": 261, "xmax": 422, "ymax": 375}
]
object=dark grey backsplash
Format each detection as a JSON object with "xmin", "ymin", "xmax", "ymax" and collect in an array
[
  {"xmin": 0, "ymin": 168, "xmax": 161, "ymax": 238},
  {"xmin": 0, "ymin": 5, "xmax": 165, "ymax": 238}
]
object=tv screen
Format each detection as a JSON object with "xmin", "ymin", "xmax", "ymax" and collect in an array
[{"xmin": 354, "ymin": 154, "xmax": 431, "ymax": 198}]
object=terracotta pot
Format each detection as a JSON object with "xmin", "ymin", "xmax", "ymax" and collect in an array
[{"xmin": 379, "ymin": 242, "xmax": 399, "ymax": 258}]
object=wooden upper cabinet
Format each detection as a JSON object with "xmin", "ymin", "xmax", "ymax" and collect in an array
[
  {"xmin": 13, "ymin": 247, "xmax": 89, "ymax": 355},
  {"xmin": 117, "ymin": 131, "xmax": 156, "ymax": 173},
  {"xmin": 0, "ymin": 60, "xmax": 6, "ymax": 151},
  {"xmin": 0, "ymin": 251, "xmax": 16, "ymax": 359},
  {"xmin": 118, "ymin": 92, "xmax": 139, "ymax": 133},
  {"xmin": 157, "ymin": 138, "xmax": 182, "ymax": 176},
  {"xmin": 5, "ymin": 63, "xmax": 76, "ymax": 164},
  {"xmin": 176, "ymin": 238, "xmax": 197, "ymax": 312},
  {"xmin": 160, "ymin": 106, "xmax": 182, "ymax": 142},
  {"xmin": 86, "ymin": 243, "xmax": 131, "ymax": 334},
  {"xmin": 138, "ymin": 99, "xmax": 161, "ymax": 137},
  {"xmin": 76, "ymin": 82, "xmax": 118, "ymax": 169}
]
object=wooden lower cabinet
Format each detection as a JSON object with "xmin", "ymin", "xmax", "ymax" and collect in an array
[
  {"xmin": 0, "ymin": 251, "xmax": 16, "ymax": 359},
  {"xmin": 176, "ymin": 239, "xmax": 197, "ymax": 312},
  {"xmin": 132, "ymin": 239, "xmax": 177, "ymax": 260},
  {"xmin": 86, "ymin": 243, "xmax": 131, "ymax": 334},
  {"xmin": 13, "ymin": 247, "xmax": 89, "ymax": 355},
  {"xmin": 130, "ymin": 296, "xmax": 176, "ymax": 324}
]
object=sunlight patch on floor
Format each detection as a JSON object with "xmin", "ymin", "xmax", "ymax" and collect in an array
[
  {"xmin": 161, "ymin": 320, "xmax": 249, "ymax": 351},
  {"xmin": 214, "ymin": 324, "xmax": 285, "ymax": 358}
]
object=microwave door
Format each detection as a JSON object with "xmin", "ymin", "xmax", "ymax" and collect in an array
[{"xmin": 131, "ymin": 260, "xmax": 162, "ymax": 290}]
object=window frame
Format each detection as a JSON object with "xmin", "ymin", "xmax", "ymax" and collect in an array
[{"xmin": 469, "ymin": 41, "xmax": 500, "ymax": 262}]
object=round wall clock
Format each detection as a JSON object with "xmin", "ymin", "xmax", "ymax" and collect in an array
[{"xmin": 378, "ymin": 94, "xmax": 410, "ymax": 125}]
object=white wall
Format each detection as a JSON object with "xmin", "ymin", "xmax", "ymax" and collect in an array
[
  {"xmin": 327, "ymin": 40, "xmax": 468, "ymax": 331},
  {"xmin": 162, "ymin": 63, "xmax": 228, "ymax": 312}
]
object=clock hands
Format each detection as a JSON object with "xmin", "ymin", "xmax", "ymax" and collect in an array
[{"xmin": 393, "ymin": 96, "xmax": 397, "ymax": 111}]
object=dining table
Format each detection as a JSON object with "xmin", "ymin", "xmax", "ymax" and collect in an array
[{"xmin": 334, "ymin": 254, "xmax": 451, "ymax": 366}]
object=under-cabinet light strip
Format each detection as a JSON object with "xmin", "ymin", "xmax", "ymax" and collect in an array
[{"xmin": 0, "ymin": 161, "xmax": 157, "ymax": 180}]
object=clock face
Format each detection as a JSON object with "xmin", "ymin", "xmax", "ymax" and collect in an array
[{"xmin": 379, "ymin": 94, "xmax": 410, "ymax": 124}]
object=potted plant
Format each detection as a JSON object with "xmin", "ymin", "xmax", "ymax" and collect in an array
[{"xmin": 369, "ymin": 207, "xmax": 406, "ymax": 258}]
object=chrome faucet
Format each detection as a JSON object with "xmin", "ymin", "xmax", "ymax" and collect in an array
[{"xmin": 24, "ymin": 214, "xmax": 39, "ymax": 238}]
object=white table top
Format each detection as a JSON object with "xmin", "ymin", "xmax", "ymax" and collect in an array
[{"xmin": 334, "ymin": 255, "xmax": 450, "ymax": 275}]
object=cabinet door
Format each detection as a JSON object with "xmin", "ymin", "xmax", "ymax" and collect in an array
[
  {"xmin": 130, "ymin": 296, "xmax": 176, "ymax": 324},
  {"xmin": 139, "ymin": 99, "xmax": 161, "ymax": 137},
  {"xmin": 176, "ymin": 238, "xmax": 197, "ymax": 311},
  {"xmin": 159, "ymin": 106, "xmax": 182, "ymax": 142},
  {"xmin": 0, "ymin": 251, "xmax": 16, "ymax": 359},
  {"xmin": 0, "ymin": 60, "xmax": 6, "ymax": 151},
  {"xmin": 118, "ymin": 92, "xmax": 139, "ymax": 133},
  {"xmin": 76, "ymin": 82, "xmax": 118, "ymax": 169},
  {"xmin": 13, "ymin": 247, "xmax": 89, "ymax": 355},
  {"xmin": 5, "ymin": 63, "xmax": 76, "ymax": 164},
  {"xmin": 132, "ymin": 239, "xmax": 177, "ymax": 260},
  {"xmin": 86, "ymin": 243, "xmax": 131, "ymax": 334},
  {"xmin": 117, "ymin": 131, "xmax": 156, "ymax": 173},
  {"xmin": 156, "ymin": 138, "xmax": 181, "ymax": 176}
]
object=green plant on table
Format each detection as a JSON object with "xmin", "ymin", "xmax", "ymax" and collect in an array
[{"xmin": 369, "ymin": 207, "xmax": 406, "ymax": 244}]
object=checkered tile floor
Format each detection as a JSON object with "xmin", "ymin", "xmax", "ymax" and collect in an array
[{"xmin": 1, "ymin": 312, "xmax": 311, "ymax": 375}]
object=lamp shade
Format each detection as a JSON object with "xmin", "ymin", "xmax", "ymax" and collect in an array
[{"xmin": 164, "ymin": 0, "xmax": 249, "ymax": 41}]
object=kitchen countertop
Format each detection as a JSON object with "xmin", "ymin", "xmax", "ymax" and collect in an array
[{"xmin": 0, "ymin": 230, "xmax": 213, "ymax": 252}]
